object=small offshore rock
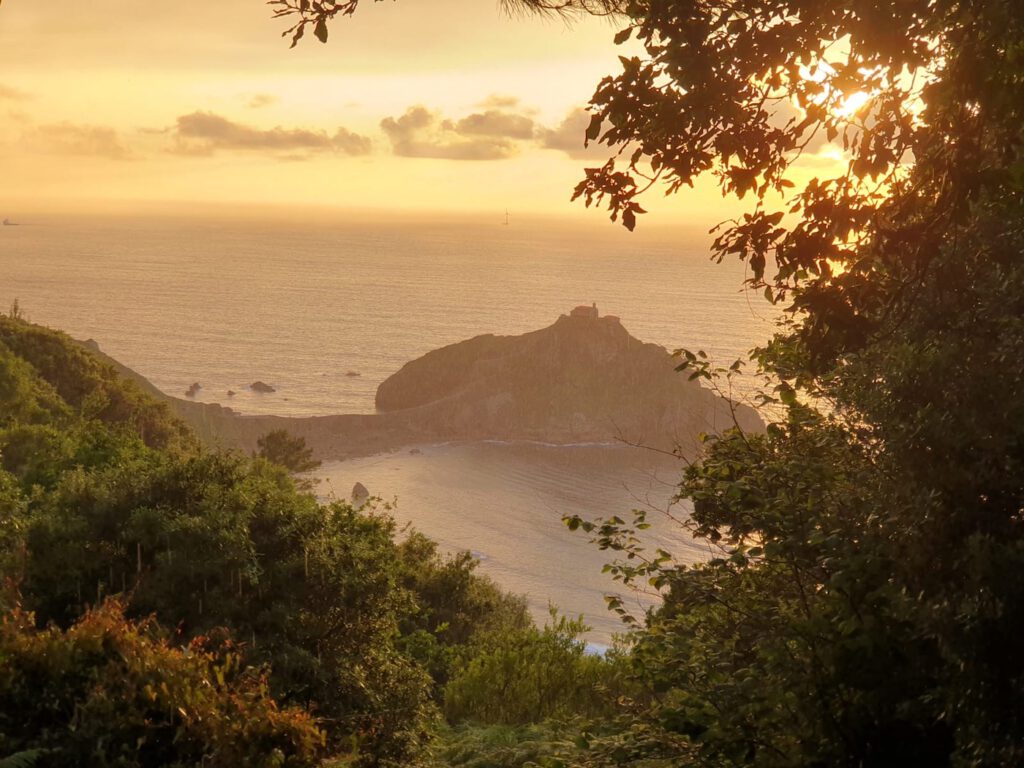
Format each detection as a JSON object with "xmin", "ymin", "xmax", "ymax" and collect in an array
[
  {"xmin": 345, "ymin": 370, "xmax": 361, "ymax": 377},
  {"xmin": 351, "ymin": 482, "xmax": 369, "ymax": 503},
  {"xmin": 185, "ymin": 382, "xmax": 201, "ymax": 398},
  {"xmin": 250, "ymin": 381, "xmax": 275, "ymax": 393},
  {"xmin": 226, "ymin": 390, "xmax": 236, "ymax": 397}
]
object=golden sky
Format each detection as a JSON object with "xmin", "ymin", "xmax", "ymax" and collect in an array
[{"xmin": 0, "ymin": 0, "xmax": 839, "ymax": 225}]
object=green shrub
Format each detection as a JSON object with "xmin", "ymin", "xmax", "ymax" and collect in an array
[
  {"xmin": 255, "ymin": 429, "xmax": 321, "ymax": 473},
  {"xmin": 397, "ymin": 533, "xmax": 531, "ymax": 691},
  {"xmin": 0, "ymin": 601, "xmax": 325, "ymax": 767},
  {"xmin": 436, "ymin": 721, "xmax": 592, "ymax": 768},
  {"xmin": 444, "ymin": 613, "xmax": 622, "ymax": 726}
]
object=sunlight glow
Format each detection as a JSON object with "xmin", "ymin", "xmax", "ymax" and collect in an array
[{"xmin": 835, "ymin": 90, "xmax": 872, "ymax": 119}]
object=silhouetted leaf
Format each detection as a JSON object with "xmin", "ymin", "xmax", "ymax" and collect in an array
[{"xmin": 314, "ymin": 18, "xmax": 328, "ymax": 43}]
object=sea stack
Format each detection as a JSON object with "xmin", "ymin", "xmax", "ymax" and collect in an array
[{"xmin": 373, "ymin": 307, "xmax": 762, "ymax": 454}]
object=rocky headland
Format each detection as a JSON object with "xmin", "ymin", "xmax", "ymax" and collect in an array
[{"xmin": 81, "ymin": 310, "xmax": 762, "ymax": 460}]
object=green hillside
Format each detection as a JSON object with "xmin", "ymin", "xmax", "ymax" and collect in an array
[{"xmin": 0, "ymin": 315, "xmax": 621, "ymax": 767}]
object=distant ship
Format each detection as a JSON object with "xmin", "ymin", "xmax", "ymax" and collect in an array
[{"xmin": 2, "ymin": 218, "xmax": 18, "ymax": 226}]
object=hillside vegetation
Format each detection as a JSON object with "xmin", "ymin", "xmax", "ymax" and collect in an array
[{"xmin": 0, "ymin": 315, "xmax": 625, "ymax": 766}]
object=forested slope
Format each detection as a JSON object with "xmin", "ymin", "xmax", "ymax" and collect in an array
[{"xmin": 0, "ymin": 315, "xmax": 624, "ymax": 767}]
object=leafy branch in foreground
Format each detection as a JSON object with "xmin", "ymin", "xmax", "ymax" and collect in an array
[{"xmin": 268, "ymin": 0, "xmax": 625, "ymax": 49}]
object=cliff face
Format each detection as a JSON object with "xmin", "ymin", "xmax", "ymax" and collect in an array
[
  {"xmin": 80, "ymin": 314, "xmax": 762, "ymax": 460},
  {"xmin": 375, "ymin": 314, "xmax": 762, "ymax": 453}
]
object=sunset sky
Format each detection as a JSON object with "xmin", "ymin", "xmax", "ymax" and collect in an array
[{"xmin": 0, "ymin": 0, "xmax": 843, "ymax": 224}]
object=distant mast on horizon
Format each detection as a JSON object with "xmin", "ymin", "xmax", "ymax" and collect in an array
[{"xmin": 503, "ymin": 210, "xmax": 509, "ymax": 226}]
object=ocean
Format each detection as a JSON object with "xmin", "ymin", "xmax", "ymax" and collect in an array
[{"xmin": 0, "ymin": 212, "xmax": 775, "ymax": 641}]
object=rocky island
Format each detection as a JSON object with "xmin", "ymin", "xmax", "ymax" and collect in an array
[{"xmin": 81, "ymin": 308, "xmax": 761, "ymax": 460}]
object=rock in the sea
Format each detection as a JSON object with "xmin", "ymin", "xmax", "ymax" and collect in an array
[
  {"xmin": 226, "ymin": 390, "xmax": 236, "ymax": 397},
  {"xmin": 185, "ymin": 382, "xmax": 201, "ymax": 398},
  {"xmin": 372, "ymin": 309, "xmax": 763, "ymax": 454},
  {"xmin": 409, "ymin": 448, "xmax": 422, "ymax": 455},
  {"xmin": 250, "ymin": 381, "xmax": 275, "ymax": 393},
  {"xmin": 345, "ymin": 370, "xmax": 361, "ymax": 377},
  {"xmin": 351, "ymin": 482, "xmax": 369, "ymax": 504}
]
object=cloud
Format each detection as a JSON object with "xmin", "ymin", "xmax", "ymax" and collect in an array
[
  {"xmin": 171, "ymin": 111, "xmax": 371, "ymax": 157},
  {"xmin": 477, "ymin": 94, "xmax": 520, "ymax": 109},
  {"xmin": 381, "ymin": 105, "xmax": 536, "ymax": 161},
  {"xmin": 24, "ymin": 122, "xmax": 130, "ymax": 159},
  {"xmin": 453, "ymin": 109, "xmax": 534, "ymax": 140},
  {"xmin": 0, "ymin": 84, "xmax": 29, "ymax": 101},
  {"xmin": 4, "ymin": 110, "xmax": 31, "ymax": 125},
  {"xmin": 539, "ymin": 107, "xmax": 606, "ymax": 159},
  {"xmin": 246, "ymin": 93, "xmax": 277, "ymax": 109}
]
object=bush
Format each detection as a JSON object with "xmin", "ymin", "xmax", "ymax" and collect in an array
[
  {"xmin": 256, "ymin": 429, "xmax": 320, "ymax": 473},
  {"xmin": 436, "ymin": 721, "xmax": 592, "ymax": 768},
  {"xmin": 396, "ymin": 533, "xmax": 531, "ymax": 691},
  {"xmin": 444, "ymin": 613, "xmax": 622, "ymax": 726},
  {"xmin": 0, "ymin": 601, "xmax": 325, "ymax": 767}
]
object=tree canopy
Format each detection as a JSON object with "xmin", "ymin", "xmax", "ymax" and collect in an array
[{"xmin": 256, "ymin": 428, "xmax": 321, "ymax": 473}]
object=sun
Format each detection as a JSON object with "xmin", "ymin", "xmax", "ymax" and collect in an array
[
  {"xmin": 835, "ymin": 90, "xmax": 872, "ymax": 119},
  {"xmin": 795, "ymin": 59, "xmax": 876, "ymax": 121}
]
